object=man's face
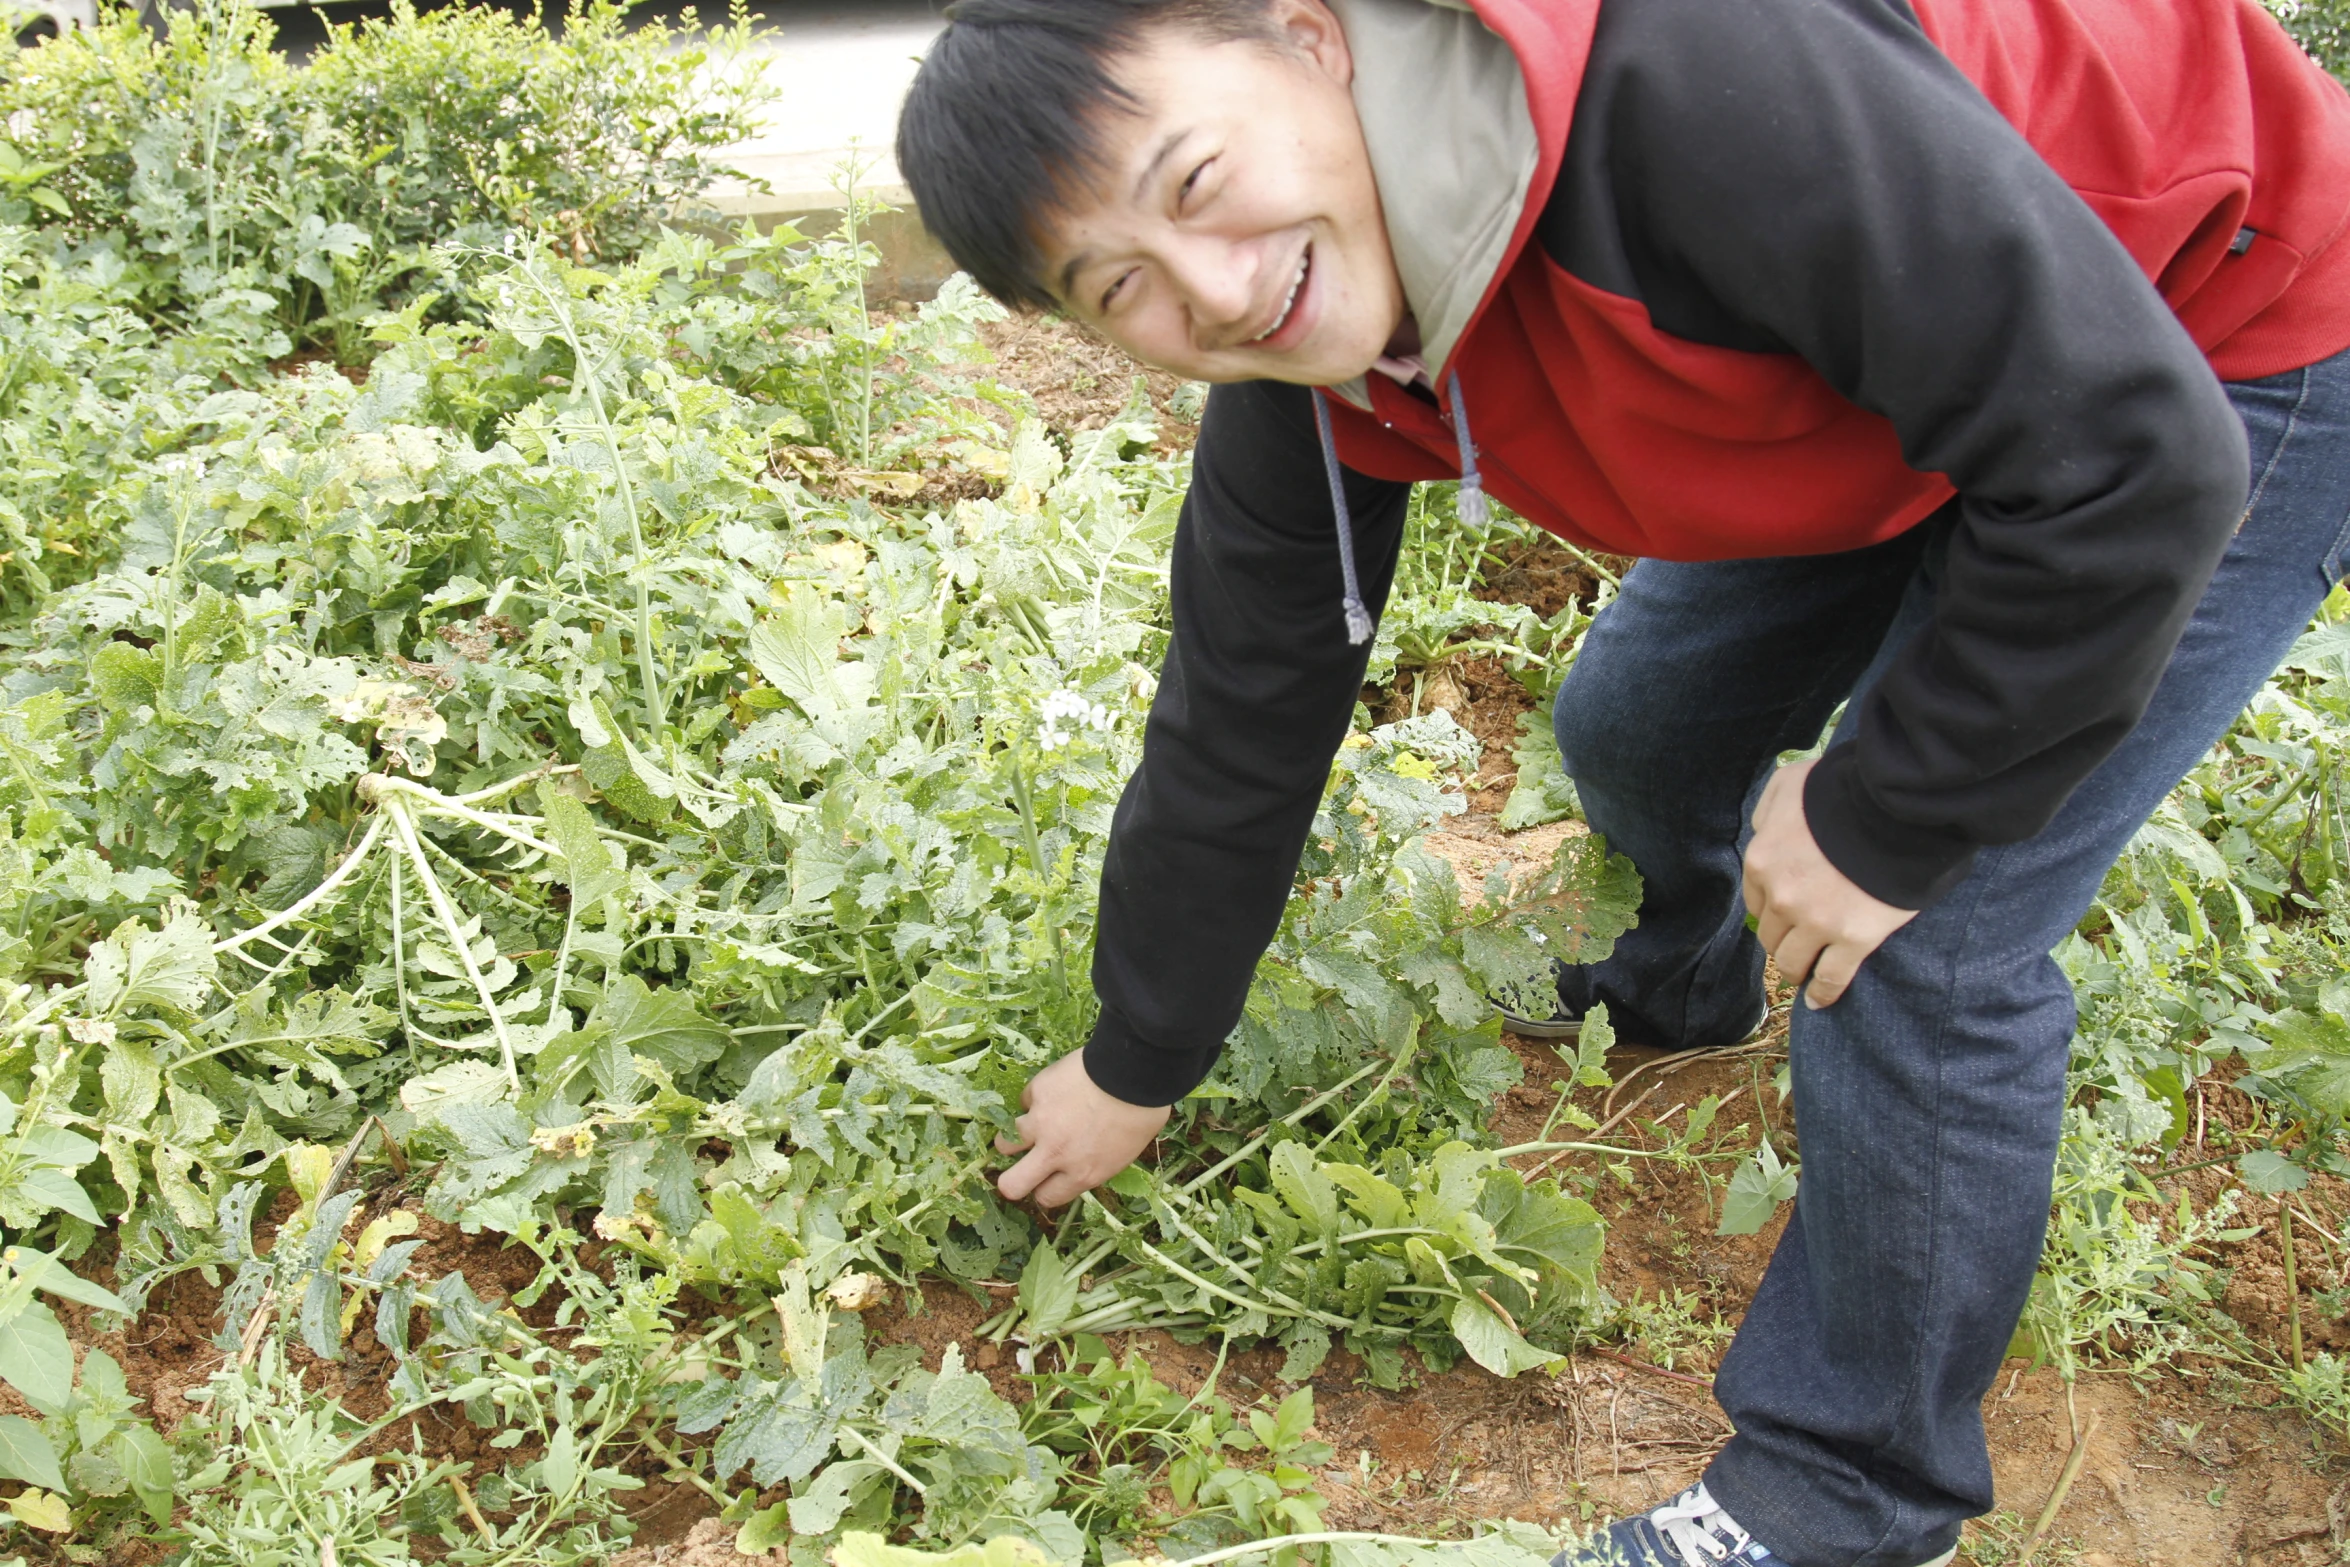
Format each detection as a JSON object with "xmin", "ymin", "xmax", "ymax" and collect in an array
[{"xmin": 1037, "ymin": 1, "xmax": 1405, "ymax": 386}]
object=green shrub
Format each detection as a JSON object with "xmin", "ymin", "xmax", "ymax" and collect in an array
[
  {"xmin": 2268, "ymin": 0, "xmax": 2350, "ymax": 81},
  {"xmin": 0, "ymin": 0, "xmax": 770, "ymax": 358}
]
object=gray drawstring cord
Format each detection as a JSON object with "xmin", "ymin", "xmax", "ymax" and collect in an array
[
  {"xmin": 1446, "ymin": 369, "xmax": 1489, "ymax": 527},
  {"xmin": 1311, "ymin": 389, "xmax": 1376, "ymax": 646}
]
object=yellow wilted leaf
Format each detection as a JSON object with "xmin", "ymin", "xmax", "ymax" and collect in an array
[
  {"xmin": 9, "ymin": 1487, "xmax": 72, "ymax": 1533},
  {"xmin": 353, "ymin": 1209, "xmax": 420, "ymax": 1272},
  {"xmin": 341, "ymin": 1210, "xmax": 422, "ymax": 1336},
  {"xmin": 830, "ymin": 1532, "xmax": 1052, "ymax": 1567},
  {"xmin": 284, "ymin": 1144, "xmax": 337, "ymax": 1210}
]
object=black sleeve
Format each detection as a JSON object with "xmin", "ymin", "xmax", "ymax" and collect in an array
[
  {"xmin": 1570, "ymin": 0, "xmax": 2251, "ymax": 907},
  {"xmin": 1082, "ymin": 381, "xmax": 1410, "ymax": 1106}
]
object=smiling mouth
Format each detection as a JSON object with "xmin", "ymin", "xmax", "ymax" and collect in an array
[{"xmin": 1249, "ymin": 247, "xmax": 1311, "ymax": 344}]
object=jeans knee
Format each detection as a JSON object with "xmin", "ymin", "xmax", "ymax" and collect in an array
[{"xmin": 1550, "ymin": 668, "xmax": 1643, "ymax": 795}]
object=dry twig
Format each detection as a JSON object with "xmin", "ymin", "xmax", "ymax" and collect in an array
[
  {"xmin": 2019, "ymin": 1409, "xmax": 2101, "ymax": 1564},
  {"xmin": 1590, "ymin": 1347, "xmax": 1717, "ymax": 1392},
  {"xmin": 451, "ymin": 1474, "xmax": 496, "ymax": 1544}
]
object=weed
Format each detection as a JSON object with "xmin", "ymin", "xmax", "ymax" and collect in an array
[{"xmin": 1616, "ymin": 1287, "xmax": 1735, "ymax": 1373}]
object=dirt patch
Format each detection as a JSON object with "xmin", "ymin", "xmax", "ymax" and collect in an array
[
  {"xmin": 1474, "ymin": 538, "xmax": 1624, "ymax": 620},
  {"xmin": 1372, "ymin": 655, "xmax": 1542, "ymax": 814},
  {"xmin": 1372, "ymin": 812, "xmax": 2350, "ymax": 1562},
  {"xmin": 1981, "ymin": 1365, "xmax": 2339, "ymax": 1566},
  {"xmin": 47, "ymin": 1055, "xmax": 2346, "ymax": 1567},
  {"xmin": 265, "ymin": 346, "xmax": 370, "ymax": 386},
  {"xmin": 979, "ymin": 313, "xmax": 1199, "ymax": 452},
  {"xmin": 612, "ymin": 1515, "xmax": 774, "ymax": 1565},
  {"xmin": 1421, "ymin": 816, "xmax": 1583, "ymax": 907},
  {"xmin": 1364, "ymin": 528, "xmax": 1612, "ymax": 813},
  {"xmin": 773, "ymin": 311, "xmax": 1198, "ymax": 514}
]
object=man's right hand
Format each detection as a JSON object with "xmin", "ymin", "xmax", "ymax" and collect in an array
[{"xmin": 996, "ymin": 1049, "xmax": 1171, "ymax": 1208}]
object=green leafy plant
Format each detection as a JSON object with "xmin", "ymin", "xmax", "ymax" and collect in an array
[
  {"xmin": 0, "ymin": 1246, "xmax": 171, "ymax": 1538},
  {"xmin": 0, "ymin": 0, "xmax": 771, "ymax": 358},
  {"xmin": 2268, "ymin": 0, "xmax": 2350, "ymax": 80}
]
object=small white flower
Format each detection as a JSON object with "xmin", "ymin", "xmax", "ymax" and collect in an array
[{"xmin": 1037, "ymin": 690, "xmax": 1116, "ymax": 745}]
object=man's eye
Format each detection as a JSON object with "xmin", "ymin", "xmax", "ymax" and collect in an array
[
  {"xmin": 1099, "ymin": 270, "xmax": 1137, "ymax": 313},
  {"xmin": 1179, "ymin": 161, "xmax": 1211, "ymax": 205}
]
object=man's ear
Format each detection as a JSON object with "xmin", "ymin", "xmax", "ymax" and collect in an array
[{"xmin": 1272, "ymin": 0, "xmax": 1354, "ymax": 86}]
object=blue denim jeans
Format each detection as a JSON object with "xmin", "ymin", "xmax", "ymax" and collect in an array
[{"xmin": 1549, "ymin": 344, "xmax": 2350, "ymax": 1567}]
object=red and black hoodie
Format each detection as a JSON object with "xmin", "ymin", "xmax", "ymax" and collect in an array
[{"xmin": 1081, "ymin": 0, "xmax": 2350, "ymax": 1106}]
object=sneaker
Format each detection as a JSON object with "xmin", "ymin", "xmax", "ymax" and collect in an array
[{"xmin": 1547, "ymin": 1484, "xmax": 1957, "ymax": 1567}]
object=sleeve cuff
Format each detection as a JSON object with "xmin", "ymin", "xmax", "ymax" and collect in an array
[
  {"xmin": 1081, "ymin": 1005, "xmax": 1220, "ymax": 1108},
  {"xmin": 1802, "ymin": 743, "xmax": 1979, "ymax": 911}
]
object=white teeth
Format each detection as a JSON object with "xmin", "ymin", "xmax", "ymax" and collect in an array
[{"xmin": 1251, "ymin": 253, "xmax": 1310, "ymax": 343}]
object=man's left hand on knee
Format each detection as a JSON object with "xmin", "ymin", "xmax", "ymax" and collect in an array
[{"xmin": 1744, "ymin": 759, "xmax": 1919, "ymax": 1009}]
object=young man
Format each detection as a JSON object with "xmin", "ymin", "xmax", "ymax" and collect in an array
[{"xmin": 897, "ymin": 0, "xmax": 2350, "ymax": 1562}]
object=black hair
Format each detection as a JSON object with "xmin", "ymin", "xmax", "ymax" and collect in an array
[{"xmin": 896, "ymin": 0, "xmax": 1279, "ymax": 310}]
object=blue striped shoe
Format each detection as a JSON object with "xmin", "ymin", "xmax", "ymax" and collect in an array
[{"xmin": 1548, "ymin": 1484, "xmax": 1957, "ymax": 1567}]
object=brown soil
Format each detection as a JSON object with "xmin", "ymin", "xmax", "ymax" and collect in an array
[
  {"xmin": 766, "ymin": 310, "xmax": 1200, "ymax": 513},
  {"xmin": 1361, "ymin": 525, "xmax": 1619, "ymax": 814},
  {"xmin": 1416, "ymin": 773, "xmax": 2350, "ymax": 1562},
  {"xmin": 1372, "ymin": 655, "xmax": 1543, "ymax": 815},
  {"xmin": 977, "ymin": 312, "xmax": 1200, "ymax": 452}
]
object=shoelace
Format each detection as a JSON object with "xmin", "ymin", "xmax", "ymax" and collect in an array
[{"xmin": 1648, "ymin": 1484, "xmax": 1756, "ymax": 1566}]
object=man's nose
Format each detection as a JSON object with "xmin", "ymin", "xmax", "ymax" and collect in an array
[{"xmin": 1163, "ymin": 239, "xmax": 1255, "ymax": 347}]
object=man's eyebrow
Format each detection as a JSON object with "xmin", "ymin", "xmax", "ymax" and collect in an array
[
  {"xmin": 1056, "ymin": 248, "xmax": 1095, "ymax": 308},
  {"xmin": 1054, "ymin": 131, "xmax": 1190, "ymax": 308},
  {"xmin": 1131, "ymin": 129, "xmax": 1188, "ymax": 204}
]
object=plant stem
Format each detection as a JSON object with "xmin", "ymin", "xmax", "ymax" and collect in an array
[
  {"xmin": 158, "ymin": 475, "xmax": 202, "ymax": 719},
  {"xmin": 544, "ymin": 899, "xmax": 579, "ymax": 1034},
  {"xmin": 1078, "ymin": 1193, "xmax": 1335, "ymax": 1327},
  {"xmin": 1005, "ymin": 754, "xmax": 1068, "ymax": 997},
  {"xmin": 366, "ymin": 773, "xmax": 560, "ymax": 856},
  {"xmin": 840, "ymin": 1424, "xmax": 928, "ymax": 1494},
  {"xmin": 1552, "ymin": 539, "xmax": 1623, "ymax": 589},
  {"xmin": 2283, "ymin": 1200, "xmax": 2305, "ymax": 1373},
  {"xmin": 452, "ymin": 760, "xmax": 580, "ymax": 807},
  {"xmin": 1179, "ymin": 1058, "xmax": 1389, "ymax": 1196},
  {"xmin": 1146, "ymin": 1532, "xmax": 1450, "ymax": 1567},
  {"xmin": 841, "ymin": 990, "xmax": 915, "ymax": 1050},
  {"xmin": 1310, "ymin": 1032, "xmax": 1418, "ymax": 1154},
  {"xmin": 1492, "ymin": 1139, "xmax": 1739, "ymax": 1164},
  {"xmin": 2019, "ymin": 1406, "xmax": 2098, "ymax": 1565},
  {"xmin": 637, "ymin": 1429, "xmax": 729, "ymax": 1505},
  {"xmin": 384, "ymin": 798, "xmax": 521, "ymax": 1092},
  {"xmin": 449, "ymin": 1474, "xmax": 496, "ymax": 1544},
  {"xmin": 1151, "ymin": 1201, "xmax": 1355, "ymax": 1329},
  {"xmin": 1589, "ymin": 1347, "xmax": 1716, "ymax": 1390},
  {"xmin": 520, "ymin": 261, "xmax": 664, "ymax": 732},
  {"xmin": 213, "ymin": 816, "xmax": 385, "ymax": 955}
]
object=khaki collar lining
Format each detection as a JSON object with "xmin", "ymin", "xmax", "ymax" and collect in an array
[{"xmin": 1325, "ymin": 0, "xmax": 1541, "ymax": 411}]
